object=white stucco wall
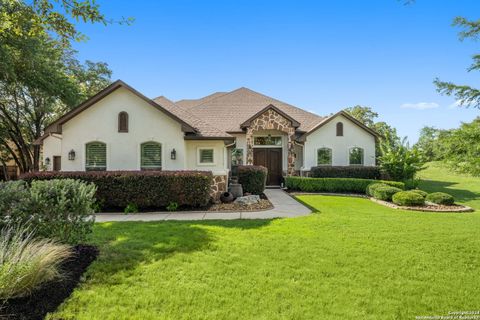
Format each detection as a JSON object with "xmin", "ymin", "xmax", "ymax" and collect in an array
[
  {"xmin": 303, "ymin": 114, "xmax": 376, "ymax": 169},
  {"xmin": 185, "ymin": 140, "xmax": 227, "ymax": 175},
  {"xmin": 42, "ymin": 134, "xmax": 62, "ymax": 170},
  {"xmin": 49, "ymin": 87, "xmax": 188, "ymax": 171}
]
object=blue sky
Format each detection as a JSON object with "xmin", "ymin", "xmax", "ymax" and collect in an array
[{"xmin": 73, "ymin": 0, "xmax": 480, "ymax": 143}]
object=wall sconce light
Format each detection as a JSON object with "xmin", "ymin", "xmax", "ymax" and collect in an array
[
  {"xmin": 171, "ymin": 148, "xmax": 176, "ymax": 160},
  {"xmin": 45, "ymin": 157, "xmax": 51, "ymax": 166},
  {"xmin": 68, "ymin": 149, "xmax": 76, "ymax": 160}
]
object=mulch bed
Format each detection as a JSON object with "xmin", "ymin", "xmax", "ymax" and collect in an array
[{"xmin": 0, "ymin": 245, "xmax": 99, "ymax": 320}]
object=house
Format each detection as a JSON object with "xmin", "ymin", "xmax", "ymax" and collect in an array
[{"xmin": 35, "ymin": 80, "xmax": 378, "ymax": 194}]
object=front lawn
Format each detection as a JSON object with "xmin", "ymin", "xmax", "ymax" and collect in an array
[{"xmin": 49, "ymin": 165, "xmax": 480, "ymax": 319}]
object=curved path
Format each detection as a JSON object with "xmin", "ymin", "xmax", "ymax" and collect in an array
[{"xmin": 94, "ymin": 189, "xmax": 312, "ymax": 222}]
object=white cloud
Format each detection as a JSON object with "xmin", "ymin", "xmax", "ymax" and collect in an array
[{"xmin": 400, "ymin": 102, "xmax": 439, "ymax": 110}]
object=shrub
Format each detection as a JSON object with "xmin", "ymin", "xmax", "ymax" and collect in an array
[
  {"xmin": 379, "ymin": 137, "xmax": 425, "ymax": 181},
  {"xmin": 310, "ymin": 166, "xmax": 381, "ymax": 179},
  {"xmin": 410, "ymin": 189, "xmax": 428, "ymax": 199},
  {"xmin": 285, "ymin": 177, "xmax": 405, "ymax": 194},
  {"xmin": 426, "ymin": 192, "xmax": 455, "ymax": 205},
  {"xmin": 0, "ymin": 226, "xmax": 72, "ymax": 300},
  {"xmin": 167, "ymin": 202, "xmax": 179, "ymax": 212},
  {"xmin": 237, "ymin": 165, "xmax": 267, "ymax": 195},
  {"xmin": 366, "ymin": 183, "xmax": 388, "ymax": 197},
  {"xmin": 0, "ymin": 181, "xmax": 30, "ymax": 229},
  {"xmin": 392, "ymin": 191, "xmax": 425, "ymax": 207},
  {"xmin": 26, "ymin": 179, "xmax": 96, "ymax": 244},
  {"xmin": 372, "ymin": 186, "xmax": 402, "ymax": 201},
  {"xmin": 124, "ymin": 203, "xmax": 138, "ymax": 214},
  {"xmin": 21, "ymin": 171, "xmax": 212, "ymax": 210}
]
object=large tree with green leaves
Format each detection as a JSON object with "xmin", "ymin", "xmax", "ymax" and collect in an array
[
  {"xmin": 434, "ymin": 17, "xmax": 480, "ymax": 108},
  {"xmin": 0, "ymin": 0, "xmax": 119, "ymax": 172}
]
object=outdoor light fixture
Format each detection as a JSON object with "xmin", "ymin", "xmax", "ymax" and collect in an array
[
  {"xmin": 45, "ymin": 157, "xmax": 51, "ymax": 166},
  {"xmin": 68, "ymin": 149, "xmax": 76, "ymax": 160},
  {"xmin": 171, "ymin": 148, "xmax": 176, "ymax": 160}
]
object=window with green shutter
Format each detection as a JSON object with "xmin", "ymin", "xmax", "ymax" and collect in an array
[
  {"xmin": 141, "ymin": 142, "xmax": 162, "ymax": 170},
  {"xmin": 199, "ymin": 148, "xmax": 214, "ymax": 164},
  {"xmin": 317, "ymin": 148, "xmax": 332, "ymax": 166},
  {"xmin": 85, "ymin": 142, "xmax": 107, "ymax": 171}
]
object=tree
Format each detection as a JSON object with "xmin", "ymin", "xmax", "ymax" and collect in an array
[
  {"xmin": 415, "ymin": 126, "xmax": 443, "ymax": 161},
  {"xmin": 434, "ymin": 17, "xmax": 480, "ymax": 108},
  {"xmin": 0, "ymin": 0, "xmax": 112, "ymax": 173}
]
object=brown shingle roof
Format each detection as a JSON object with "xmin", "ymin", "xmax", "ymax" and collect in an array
[
  {"xmin": 175, "ymin": 92, "xmax": 227, "ymax": 109},
  {"xmin": 179, "ymin": 87, "xmax": 326, "ymax": 133},
  {"xmin": 154, "ymin": 96, "xmax": 232, "ymax": 138}
]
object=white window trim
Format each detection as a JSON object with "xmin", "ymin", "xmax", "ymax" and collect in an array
[
  {"xmin": 252, "ymin": 135, "xmax": 283, "ymax": 148},
  {"xmin": 316, "ymin": 147, "xmax": 333, "ymax": 166},
  {"xmin": 84, "ymin": 141, "xmax": 108, "ymax": 171},
  {"xmin": 348, "ymin": 146, "xmax": 365, "ymax": 166},
  {"xmin": 139, "ymin": 141, "xmax": 163, "ymax": 170},
  {"xmin": 197, "ymin": 147, "xmax": 215, "ymax": 166}
]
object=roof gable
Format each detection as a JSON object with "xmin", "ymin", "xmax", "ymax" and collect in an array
[{"xmin": 240, "ymin": 104, "xmax": 300, "ymax": 128}]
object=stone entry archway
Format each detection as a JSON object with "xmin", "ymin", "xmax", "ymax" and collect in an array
[{"xmin": 244, "ymin": 107, "xmax": 296, "ymax": 176}]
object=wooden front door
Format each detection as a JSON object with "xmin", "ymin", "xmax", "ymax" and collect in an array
[
  {"xmin": 53, "ymin": 156, "xmax": 61, "ymax": 171},
  {"xmin": 253, "ymin": 148, "xmax": 282, "ymax": 186}
]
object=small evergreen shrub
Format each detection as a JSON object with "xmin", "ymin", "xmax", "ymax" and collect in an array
[
  {"xmin": 237, "ymin": 165, "xmax": 268, "ymax": 195},
  {"xmin": 124, "ymin": 203, "xmax": 138, "ymax": 214},
  {"xmin": 392, "ymin": 191, "xmax": 425, "ymax": 207},
  {"xmin": 410, "ymin": 189, "xmax": 428, "ymax": 199},
  {"xmin": 372, "ymin": 186, "xmax": 402, "ymax": 201},
  {"xmin": 285, "ymin": 177, "xmax": 404, "ymax": 194},
  {"xmin": 310, "ymin": 166, "xmax": 381, "ymax": 179},
  {"xmin": 426, "ymin": 192, "xmax": 455, "ymax": 205},
  {"xmin": 0, "ymin": 181, "xmax": 30, "ymax": 229},
  {"xmin": 366, "ymin": 183, "xmax": 388, "ymax": 197},
  {"xmin": 21, "ymin": 170, "xmax": 212, "ymax": 209}
]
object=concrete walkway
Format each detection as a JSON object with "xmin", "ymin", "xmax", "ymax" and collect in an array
[{"xmin": 94, "ymin": 189, "xmax": 312, "ymax": 222}]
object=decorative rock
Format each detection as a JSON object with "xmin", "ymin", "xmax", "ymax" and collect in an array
[{"xmin": 234, "ymin": 195, "xmax": 260, "ymax": 205}]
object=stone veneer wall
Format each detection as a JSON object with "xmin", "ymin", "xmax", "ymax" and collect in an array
[
  {"xmin": 245, "ymin": 109, "xmax": 296, "ymax": 175},
  {"xmin": 210, "ymin": 175, "xmax": 227, "ymax": 203}
]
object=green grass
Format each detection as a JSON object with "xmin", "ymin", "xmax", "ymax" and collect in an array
[
  {"xmin": 418, "ymin": 162, "xmax": 480, "ymax": 210},
  {"xmin": 48, "ymin": 164, "xmax": 480, "ymax": 319}
]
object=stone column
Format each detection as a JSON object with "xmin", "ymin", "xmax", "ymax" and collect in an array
[{"xmin": 246, "ymin": 128, "xmax": 254, "ymax": 165}]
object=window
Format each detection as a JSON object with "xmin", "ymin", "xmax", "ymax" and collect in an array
[
  {"xmin": 231, "ymin": 148, "xmax": 243, "ymax": 166},
  {"xmin": 317, "ymin": 148, "xmax": 332, "ymax": 166},
  {"xmin": 118, "ymin": 112, "xmax": 128, "ymax": 132},
  {"xmin": 85, "ymin": 142, "xmax": 106, "ymax": 171},
  {"xmin": 199, "ymin": 148, "xmax": 214, "ymax": 164},
  {"xmin": 254, "ymin": 136, "xmax": 282, "ymax": 146},
  {"xmin": 141, "ymin": 142, "xmax": 162, "ymax": 170},
  {"xmin": 336, "ymin": 122, "xmax": 343, "ymax": 136},
  {"xmin": 349, "ymin": 147, "xmax": 364, "ymax": 165}
]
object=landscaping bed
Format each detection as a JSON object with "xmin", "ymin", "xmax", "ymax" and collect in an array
[
  {"xmin": 370, "ymin": 198, "xmax": 474, "ymax": 212},
  {"xmin": 207, "ymin": 198, "xmax": 272, "ymax": 212},
  {"xmin": 0, "ymin": 244, "xmax": 99, "ymax": 320}
]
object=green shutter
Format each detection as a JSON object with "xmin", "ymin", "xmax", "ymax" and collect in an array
[
  {"xmin": 141, "ymin": 143, "xmax": 162, "ymax": 169},
  {"xmin": 86, "ymin": 142, "xmax": 107, "ymax": 171},
  {"xmin": 200, "ymin": 149, "xmax": 214, "ymax": 163}
]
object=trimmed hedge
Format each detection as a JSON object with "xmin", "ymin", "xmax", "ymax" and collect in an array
[
  {"xmin": 366, "ymin": 183, "xmax": 388, "ymax": 197},
  {"xmin": 392, "ymin": 191, "xmax": 425, "ymax": 207},
  {"xmin": 372, "ymin": 186, "xmax": 402, "ymax": 201},
  {"xmin": 237, "ymin": 165, "xmax": 267, "ymax": 195},
  {"xmin": 285, "ymin": 177, "xmax": 405, "ymax": 194},
  {"xmin": 426, "ymin": 192, "xmax": 455, "ymax": 205},
  {"xmin": 20, "ymin": 171, "xmax": 212, "ymax": 210},
  {"xmin": 310, "ymin": 166, "xmax": 381, "ymax": 179},
  {"xmin": 410, "ymin": 189, "xmax": 428, "ymax": 199}
]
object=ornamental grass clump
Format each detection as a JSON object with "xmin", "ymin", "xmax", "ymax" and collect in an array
[{"xmin": 0, "ymin": 226, "xmax": 72, "ymax": 300}]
